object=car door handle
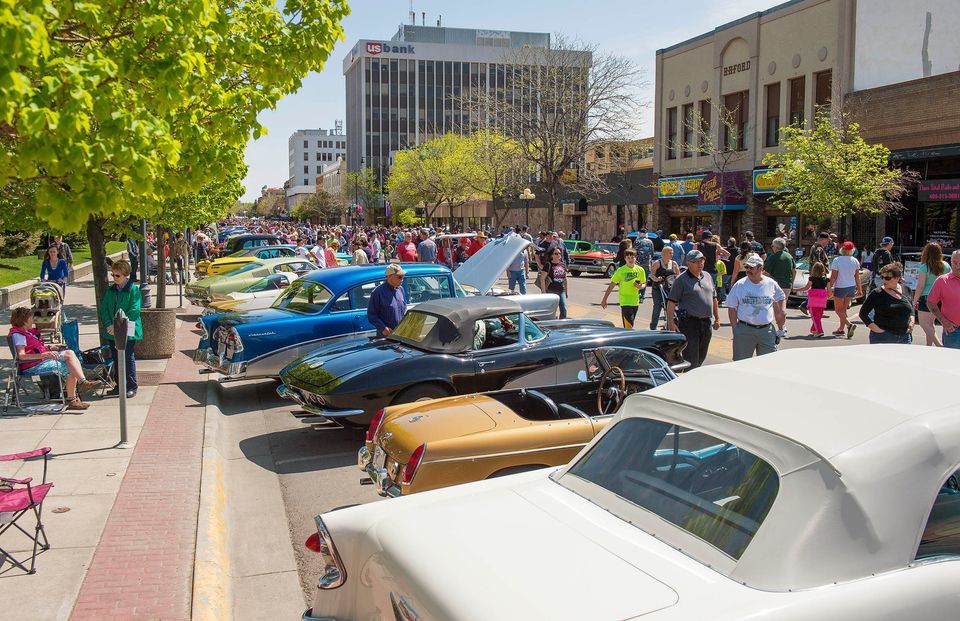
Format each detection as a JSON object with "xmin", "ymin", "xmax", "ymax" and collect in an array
[{"xmin": 478, "ymin": 361, "xmax": 496, "ymax": 373}]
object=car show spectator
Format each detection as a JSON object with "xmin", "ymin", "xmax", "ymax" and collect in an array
[
  {"xmin": 913, "ymin": 242, "xmax": 950, "ymax": 346},
  {"xmin": 795, "ymin": 261, "xmax": 830, "ymax": 336},
  {"xmin": 600, "ymin": 248, "xmax": 647, "ymax": 329},
  {"xmin": 351, "ymin": 239, "xmax": 369, "ymax": 265},
  {"xmin": 666, "ymin": 249, "xmax": 720, "ymax": 369},
  {"xmin": 927, "ymin": 250, "xmax": 960, "ymax": 349},
  {"xmin": 743, "ymin": 230, "xmax": 765, "ymax": 258},
  {"xmin": 762, "ymin": 237, "xmax": 796, "ymax": 332},
  {"xmin": 545, "ymin": 246, "xmax": 569, "ymax": 319},
  {"xmin": 647, "ymin": 245, "xmax": 679, "ymax": 330},
  {"xmin": 9, "ymin": 306, "xmax": 100, "ymax": 410},
  {"xmin": 726, "ymin": 255, "xmax": 786, "ymax": 360},
  {"xmin": 100, "ymin": 259, "xmax": 142, "ymax": 399},
  {"xmin": 467, "ymin": 232, "xmax": 487, "ymax": 257},
  {"xmin": 665, "ymin": 233, "xmax": 685, "ymax": 263},
  {"xmin": 859, "ymin": 262, "xmax": 914, "ymax": 345},
  {"xmin": 828, "ymin": 241, "xmax": 862, "ymax": 338},
  {"xmin": 679, "ymin": 232, "xmax": 696, "ymax": 259},
  {"xmin": 507, "ymin": 247, "xmax": 528, "ymax": 295},
  {"xmin": 367, "ymin": 264, "xmax": 407, "ymax": 337},
  {"xmin": 397, "ymin": 232, "xmax": 418, "ymax": 262},
  {"xmin": 634, "ymin": 230, "xmax": 655, "ymax": 303},
  {"xmin": 872, "ymin": 236, "xmax": 896, "ymax": 288},
  {"xmin": 40, "ymin": 245, "xmax": 69, "ymax": 297},
  {"xmin": 416, "ymin": 230, "xmax": 437, "ymax": 263}
]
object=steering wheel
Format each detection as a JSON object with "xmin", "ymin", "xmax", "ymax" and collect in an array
[
  {"xmin": 524, "ymin": 389, "xmax": 559, "ymax": 420},
  {"xmin": 597, "ymin": 366, "xmax": 627, "ymax": 415}
]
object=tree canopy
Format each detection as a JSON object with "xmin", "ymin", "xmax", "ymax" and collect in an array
[
  {"xmin": 292, "ymin": 189, "xmax": 338, "ymax": 223},
  {"xmin": 1, "ymin": 0, "xmax": 349, "ymax": 231},
  {"xmin": 762, "ymin": 113, "xmax": 917, "ymax": 218},
  {"xmin": 388, "ymin": 133, "xmax": 474, "ymax": 220}
]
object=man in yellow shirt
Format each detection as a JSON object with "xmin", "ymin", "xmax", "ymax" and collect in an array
[{"xmin": 600, "ymin": 249, "xmax": 646, "ymax": 329}]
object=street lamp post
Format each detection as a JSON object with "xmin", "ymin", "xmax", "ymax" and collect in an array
[{"xmin": 520, "ymin": 188, "xmax": 536, "ymax": 228}]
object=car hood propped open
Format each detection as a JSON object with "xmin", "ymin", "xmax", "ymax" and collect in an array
[{"xmin": 453, "ymin": 234, "xmax": 532, "ymax": 295}]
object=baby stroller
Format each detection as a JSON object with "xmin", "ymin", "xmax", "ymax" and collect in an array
[
  {"xmin": 30, "ymin": 282, "xmax": 65, "ymax": 346},
  {"xmin": 61, "ymin": 320, "xmax": 115, "ymax": 397}
]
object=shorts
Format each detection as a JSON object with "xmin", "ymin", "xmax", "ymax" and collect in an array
[
  {"xmin": 621, "ymin": 305, "xmax": 639, "ymax": 329},
  {"xmin": 834, "ymin": 285, "xmax": 857, "ymax": 299},
  {"xmin": 21, "ymin": 357, "xmax": 68, "ymax": 377},
  {"xmin": 917, "ymin": 295, "xmax": 929, "ymax": 312}
]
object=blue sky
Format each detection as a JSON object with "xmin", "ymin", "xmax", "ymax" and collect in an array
[{"xmin": 241, "ymin": 0, "xmax": 777, "ymax": 200}]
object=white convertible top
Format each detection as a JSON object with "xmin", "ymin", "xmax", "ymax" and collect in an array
[
  {"xmin": 650, "ymin": 344, "xmax": 960, "ymax": 466},
  {"xmin": 564, "ymin": 345, "xmax": 960, "ymax": 591}
]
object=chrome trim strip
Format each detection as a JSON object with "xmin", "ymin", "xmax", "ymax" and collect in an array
[
  {"xmin": 301, "ymin": 609, "xmax": 337, "ymax": 621},
  {"xmin": 425, "ymin": 442, "xmax": 588, "ymax": 465}
]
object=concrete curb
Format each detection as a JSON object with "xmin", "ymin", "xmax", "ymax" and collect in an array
[
  {"xmin": 192, "ymin": 380, "xmax": 232, "ymax": 621},
  {"xmin": 0, "ymin": 250, "xmax": 127, "ymax": 309}
]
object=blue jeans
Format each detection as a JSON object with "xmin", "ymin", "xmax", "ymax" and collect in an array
[
  {"xmin": 555, "ymin": 291, "xmax": 567, "ymax": 319},
  {"xmin": 944, "ymin": 328, "xmax": 960, "ymax": 349},
  {"xmin": 868, "ymin": 331, "xmax": 912, "ymax": 345},
  {"xmin": 109, "ymin": 341, "xmax": 138, "ymax": 392},
  {"xmin": 508, "ymin": 270, "xmax": 526, "ymax": 294},
  {"xmin": 650, "ymin": 285, "xmax": 666, "ymax": 330}
]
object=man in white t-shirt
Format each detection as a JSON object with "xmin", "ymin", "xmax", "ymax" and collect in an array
[
  {"xmin": 310, "ymin": 239, "xmax": 327, "ymax": 268},
  {"xmin": 725, "ymin": 255, "xmax": 786, "ymax": 361}
]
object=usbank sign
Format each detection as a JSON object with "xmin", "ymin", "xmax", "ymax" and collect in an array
[{"xmin": 366, "ymin": 42, "xmax": 416, "ymax": 55}]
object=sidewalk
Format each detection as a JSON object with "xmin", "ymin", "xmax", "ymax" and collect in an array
[{"xmin": 0, "ymin": 274, "xmax": 199, "ymax": 621}]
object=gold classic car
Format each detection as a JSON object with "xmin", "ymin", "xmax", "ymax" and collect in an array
[{"xmin": 358, "ymin": 347, "xmax": 676, "ymax": 497}]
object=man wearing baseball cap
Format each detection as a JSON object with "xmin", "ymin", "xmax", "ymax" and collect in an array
[
  {"xmin": 873, "ymin": 236, "xmax": 896, "ymax": 288},
  {"xmin": 367, "ymin": 263, "xmax": 407, "ymax": 337},
  {"xmin": 726, "ymin": 254, "xmax": 786, "ymax": 360},
  {"xmin": 666, "ymin": 249, "xmax": 721, "ymax": 369}
]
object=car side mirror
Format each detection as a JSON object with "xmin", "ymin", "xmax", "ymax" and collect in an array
[{"xmin": 577, "ymin": 370, "xmax": 588, "ymax": 383}]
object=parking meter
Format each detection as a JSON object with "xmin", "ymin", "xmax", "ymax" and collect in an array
[{"xmin": 112, "ymin": 309, "xmax": 130, "ymax": 446}]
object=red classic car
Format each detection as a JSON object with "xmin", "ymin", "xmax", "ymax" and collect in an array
[{"xmin": 564, "ymin": 240, "xmax": 617, "ymax": 277}]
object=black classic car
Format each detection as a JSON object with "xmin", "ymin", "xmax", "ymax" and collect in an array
[{"xmin": 277, "ymin": 297, "xmax": 689, "ymax": 429}]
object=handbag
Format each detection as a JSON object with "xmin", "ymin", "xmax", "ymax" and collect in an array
[{"xmin": 808, "ymin": 288, "xmax": 828, "ymax": 309}]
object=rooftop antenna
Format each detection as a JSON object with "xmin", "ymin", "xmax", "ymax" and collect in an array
[
  {"xmin": 421, "ymin": 11, "xmax": 425, "ymax": 25},
  {"xmin": 437, "ymin": 14, "xmax": 442, "ymax": 27},
  {"xmin": 408, "ymin": 0, "xmax": 415, "ymax": 25}
]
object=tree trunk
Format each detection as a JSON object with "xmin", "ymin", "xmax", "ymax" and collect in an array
[
  {"xmin": 547, "ymin": 185, "xmax": 557, "ymax": 232},
  {"xmin": 86, "ymin": 216, "xmax": 108, "ymax": 346},
  {"xmin": 155, "ymin": 225, "xmax": 166, "ymax": 309}
]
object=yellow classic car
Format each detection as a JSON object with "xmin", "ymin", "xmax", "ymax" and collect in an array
[
  {"xmin": 358, "ymin": 346, "xmax": 676, "ymax": 497},
  {"xmin": 198, "ymin": 245, "xmax": 298, "ymax": 276}
]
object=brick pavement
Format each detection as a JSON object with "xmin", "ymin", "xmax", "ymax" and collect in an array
[{"xmin": 70, "ymin": 314, "xmax": 205, "ymax": 621}]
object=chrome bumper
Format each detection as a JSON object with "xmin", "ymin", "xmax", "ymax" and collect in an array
[
  {"xmin": 670, "ymin": 360, "xmax": 692, "ymax": 373},
  {"xmin": 193, "ymin": 347, "xmax": 247, "ymax": 378},
  {"xmin": 569, "ymin": 263, "xmax": 606, "ymax": 273},
  {"xmin": 358, "ymin": 446, "xmax": 401, "ymax": 498},
  {"xmin": 276, "ymin": 384, "xmax": 365, "ymax": 419}
]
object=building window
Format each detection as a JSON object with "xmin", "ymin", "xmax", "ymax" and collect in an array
[
  {"xmin": 303, "ymin": 179, "xmax": 308, "ymax": 186},
  {"xmin": 303, "ymin": 165, "xmax": 308, "ymax": 174},
  {"xmin": 317, "ymin": 140, "xmax": 321, "ymax": 148},
  {"xmin": 303, "ymin": 152, "xmax": 308, "ymax": 161},
  {"xmin": 765, "ymin": 82, "xmax": 781, "ymax": 147},
  {"xmin": 815, "ymin": 70, "xmax": 832, "ymax": 115},
  {"xmin": 789, "ymin": 76, "xmax": 805, "ymax": 127},
  {"xmin": 316, "ymin": 166, "xmax": 322, "ymax": 173},
  {"xmin": 698, "ymin": 100, "xmax": 711, "ymax": 155},
  {"xmin": 667, "ymin": 107, "xmax": 678, "ymax": 160},
  {"xmin": 723, "ymin": 91, "xmax": 748, "ymax": 152},
  {"xmin": 303, "ymin": 140, "xmax": 308, "ymax": 148},
  {"xmin": 682, "ymin": 103, "xmax": 694, "ymax": 158}
]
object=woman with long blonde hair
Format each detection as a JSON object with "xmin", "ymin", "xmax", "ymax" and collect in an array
[{"xmin": 913, "ymin": 242, "xmax": 949, "ymax": 346}]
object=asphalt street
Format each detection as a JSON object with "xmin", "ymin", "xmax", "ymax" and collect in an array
[{"xmin": 216, "ymin": 269, "xmax": 883, "ymax": 602}]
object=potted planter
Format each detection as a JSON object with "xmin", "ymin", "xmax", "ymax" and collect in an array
[{"xmin": 138, "ymin": 307, "xmax": 177, "ymax": 359}]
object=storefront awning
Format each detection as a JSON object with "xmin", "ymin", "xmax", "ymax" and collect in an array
[{"xmin": 696, "ymin": 203, "xmax": 747, "ymax": 211}]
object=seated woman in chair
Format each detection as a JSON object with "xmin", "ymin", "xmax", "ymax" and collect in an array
[{"xmin": 8, "ymin": 307, "xmax": 99, "ymax": 410}]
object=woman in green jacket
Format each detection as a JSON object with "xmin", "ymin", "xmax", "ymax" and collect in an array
[{"xmin": 100, "ymin": 259, "xmax": 142, "ymax": 398}]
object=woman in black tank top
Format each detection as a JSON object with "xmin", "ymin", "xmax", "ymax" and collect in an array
[{"xmin": 648, "ymin": 246, "xmax": 680, "ymax": 330}]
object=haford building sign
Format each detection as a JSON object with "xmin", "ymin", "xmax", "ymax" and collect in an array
[
  {"xmin": 658, "ymin": 174, "xmax": 705, "ymax": 199},
  {"xmin": 752, "ymin": 168, "xmax": 787, "ymax": 194}
]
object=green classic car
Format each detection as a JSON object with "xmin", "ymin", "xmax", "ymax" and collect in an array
[
  {"xmin": 563, "ymin": 239, "xmax": 618, "ymax": 277},
  {"xmin": 185, "ymin": 257, "xmax": 316, "ymax": 306}
]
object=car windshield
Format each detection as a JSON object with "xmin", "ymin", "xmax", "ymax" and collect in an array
[
  {"xmin": 226, "ymin": 262, "xmax": 262, "ymax": 276},
  {"xmin": 563, "ymin": 417, "xmax": 779, "ymax": 560},
  {"xmin": 271, "ymin": 280, "xmax": 333, "ymax": 314},
  {"xmin": 795, "ymin": 259, "xmax": 810, "ymax": 270},
  {"xmin": 243, "ymin": 276, "xmax": 282, "ymax": 293},
  {"xmin": 391, "ymin": 311, "xmax": 440, "ymax": 343}
]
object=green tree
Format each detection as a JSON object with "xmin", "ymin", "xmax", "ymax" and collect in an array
[
  {"xmin": 388, "ymin": 133, "xmax": 474, "ymax": 223},
  {"xmin": 292, "ymin": 189, "xmax": 336, "ymax": 223},
  {"xmin": 1, "ymin": 0, "xmax": 348, "ymax": 312},
  {"xmin": 465, "ymin": 130, "xmax": 528, "ymax": 227},
  {"xmin": 762, "ymin": 112, "xmax": 918, "ymax": 219},
  {"xmin": 344, "ymin": 168, "xmax": 381, "ymax": 225},
  {"xmin": 395, "ymin": 208, "xmax": 421, "ymax": 227}
]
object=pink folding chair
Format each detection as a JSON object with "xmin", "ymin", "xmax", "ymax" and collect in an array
[{"xmin": 0, "ymin": 447, "xmax": 53, "ymax": 574}]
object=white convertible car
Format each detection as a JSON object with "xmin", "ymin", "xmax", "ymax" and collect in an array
[{"xmin": 301, "ymin": 345, "xmax": 960, "ymax": 621}]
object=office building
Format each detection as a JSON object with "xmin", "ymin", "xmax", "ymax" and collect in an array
[
  {"xmin": 287, "ymin": 126, "xmax": 347, "ymax": 189},
  {"xmin": 342, "ymin": 24, "xmax": 551, "ymax": 184}
]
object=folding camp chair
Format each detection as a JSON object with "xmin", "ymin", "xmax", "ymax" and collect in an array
[
  {"xmin": 0, "ymin": 447, "xmax": 53, "ymax": 574},
  {"xmin": 61, "ymin": 320, "xmax": 114, "ymax": 396},
  {"xmin": 3, "ymin": 342, "xmax": 66, "ymax": 415}
]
